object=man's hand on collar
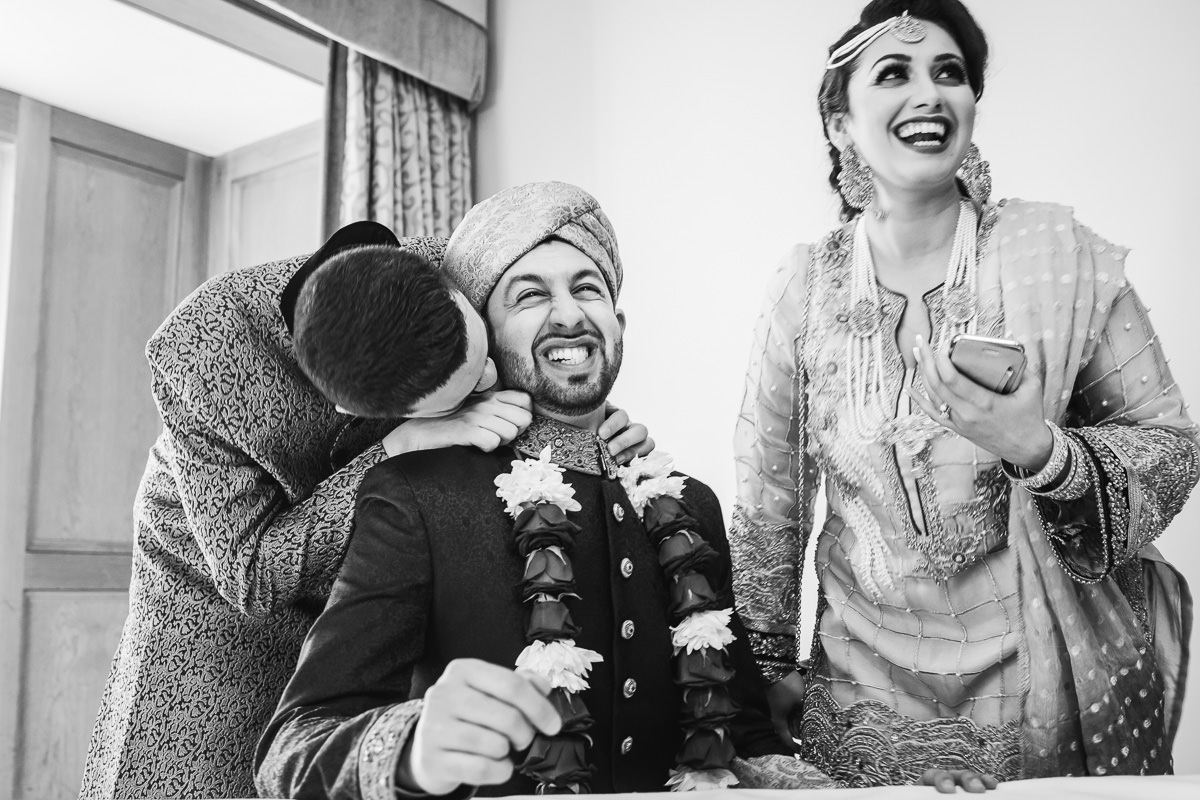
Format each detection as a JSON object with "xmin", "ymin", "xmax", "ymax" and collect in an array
[
  {"xmin": 598, "ymin": 403, "xmax": 655, "ymax": 465},
  {"xmin": 383, "ymin": 390, "xmax": 533, "ymax": 457}
]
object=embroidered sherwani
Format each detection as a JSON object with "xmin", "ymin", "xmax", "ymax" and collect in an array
[
  {"xmin": 255, "ymin": 417, "xmax": 828, "ymax": 799},
  {"xmin": 731, "ymin": 199, "xmax": 1197, "ymax": 785},
  {"xmin": 80, "ymin": 238, "xmax": 446, "ymax": 799}
]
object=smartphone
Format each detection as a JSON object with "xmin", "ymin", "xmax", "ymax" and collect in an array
[{"xmin": 948, "ymin": 333, "xmax": 1027, "ymax": 394}]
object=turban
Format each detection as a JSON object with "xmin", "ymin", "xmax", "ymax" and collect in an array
[{"xmin": 442, "ymin": 181, "xmax": 622, "ymax": 310}]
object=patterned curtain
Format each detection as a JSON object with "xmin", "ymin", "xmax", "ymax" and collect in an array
[{"xmin": 327, "ymin": 44, "xmax": 473, "ymax": 238}]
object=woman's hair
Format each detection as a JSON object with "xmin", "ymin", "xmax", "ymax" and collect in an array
[{"xmin": 818, "ymin": 0, "xmax": 989, "ymax": 220}]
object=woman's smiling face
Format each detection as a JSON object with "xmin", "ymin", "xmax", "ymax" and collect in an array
[{"xmin": 830, "ymin": 20, "xmax": 977, "ymax": 200}]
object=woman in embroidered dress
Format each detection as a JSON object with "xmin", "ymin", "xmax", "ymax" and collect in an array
[{"xmin": 730, "ymin": 0, "xmax": 1198, "ymax": 790}]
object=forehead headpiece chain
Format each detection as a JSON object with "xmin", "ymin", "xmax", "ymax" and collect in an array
[{"xmin": 825, "ymin": 11, "xmax": 928, "ymax": 70}]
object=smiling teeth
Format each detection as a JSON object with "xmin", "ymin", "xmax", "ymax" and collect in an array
[
  {"xmin": 897, "ymin": 121, "xmax": 948, "ymax": 148},
  {"xmin": 547, "ymin": 346, "xmax": 588, "ymax": 365},
  {"xmin": 898, "ymin": 121, "xmax": 947, "ymax": 138}
]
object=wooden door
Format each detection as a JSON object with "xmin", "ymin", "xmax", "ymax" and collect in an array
[
  {"xmin": 208, "ymin": 119, "xmax": 323, "ymax": 277},
  {"xmin": 0, "ymin": 91, "xmax": 209, "ymax": 800}
]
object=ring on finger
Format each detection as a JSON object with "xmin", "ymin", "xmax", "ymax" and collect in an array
[{"xmin": 938, "ymin": 401, "xmax": 952, "ymax": 421}]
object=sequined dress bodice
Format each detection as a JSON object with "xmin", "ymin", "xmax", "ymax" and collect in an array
[{"xmin": 799, "ymin": 207, "xmax": 1024, "ymax": 737}]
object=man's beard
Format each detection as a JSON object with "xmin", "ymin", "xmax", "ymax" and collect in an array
[{"xmin": 495, "ymin": 339, "xmax": 623, "ymax": 416}]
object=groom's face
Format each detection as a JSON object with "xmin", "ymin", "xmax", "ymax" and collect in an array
[{"xmin": 485, "ymin": 240, "xmax": 625, "ymax": 416}]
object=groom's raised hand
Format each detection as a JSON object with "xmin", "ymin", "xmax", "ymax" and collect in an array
[{"xmin": 403, "ymin": 659, "xmax": 562, "ymax": 795}]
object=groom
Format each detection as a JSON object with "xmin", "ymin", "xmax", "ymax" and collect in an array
[{"xmin": 255, "ymin": 182, "xmax": 825, "ymax": 798}]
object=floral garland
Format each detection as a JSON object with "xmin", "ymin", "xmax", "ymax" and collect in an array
[
  {"xmin": 495, "ymin": 447, "xmax": 740, "ymax": 793},
  {"xmin": 496, "ymin": 446, "xmax": 602, "ymax": 794},
  {"xmin": 618, "ymin": 452, "xmax": 740, "ymax": 792}
]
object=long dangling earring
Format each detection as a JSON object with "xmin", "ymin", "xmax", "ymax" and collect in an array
[
  {"xmin": 958, "ymin": 142, "xmax": 992, "ymax": 207},
  {"xmin": 838, "ymin": 144, "xmax": 875, "ymax": 211}
]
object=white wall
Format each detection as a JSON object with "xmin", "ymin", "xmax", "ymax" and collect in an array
[{"xmin": 477, "ymin": 0, "xmax": 1200, "ymax": 771}]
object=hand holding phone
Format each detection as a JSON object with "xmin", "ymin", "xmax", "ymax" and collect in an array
[{"xmin": 947, "ymin": 334, "xmax": 1026, "ymax": 394}]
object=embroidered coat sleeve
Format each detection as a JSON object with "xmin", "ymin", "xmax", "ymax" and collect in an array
[
  {"xmin": 730, "ymin": 754, "xmax": 836, "ymax": 789},
  {"xmin": 1022, "ymin": 225, "xmax": 1200, "ymax": 582},
  {"xmin": 147, "ymin": 316, "xmax": 389, "ymax": 617},
  {"xmin": 255, "ymin": 462, "xmax": 434, "ymax": 800},
  {"xmin": 730, "ymin": 245, "xmax": 821, "ymax": 683}
]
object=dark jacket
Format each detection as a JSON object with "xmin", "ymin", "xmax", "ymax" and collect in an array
[{"xmin": 256, "ymin": 427, "xmax": 783, "ymax": 799}]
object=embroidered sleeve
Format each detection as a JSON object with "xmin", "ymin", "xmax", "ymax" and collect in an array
[
  {"xmin": 731, "ymin": 245, "xmax": 821, "ymax": 683},
  {"xmin": 254, "ymin": 463, "xmax": 435, "ymax": 799},
  {"xmin": 156, "ymin": 381, "xmax": 388, "ymax": 615},
  {"xmin": 730, "ymin": 754, "xmax": 835, "ymax": 789},
  {"xmin": 148, "ymin": 302, "xmax": 390, "ymax": 617},
  {"xmin": 358, "ymin": 701, "xmax": 425, "ymax": 800},
  {"xmin": 1035, "ymin": 262, "xmax": 1200, "ymax": 582}
]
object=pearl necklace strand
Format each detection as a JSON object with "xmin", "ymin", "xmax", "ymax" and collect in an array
[{"xmin": 845, "ymin": 199, "xmax": 979, "ymax": 444}]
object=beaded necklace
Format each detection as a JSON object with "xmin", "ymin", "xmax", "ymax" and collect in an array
[
  {"xmin": 845, "ymin": 198, "xmax": 978, "ymax": 444},
  {"xmin": 828, "ymin": 199, "xmax": 981, "ymax": 596}
]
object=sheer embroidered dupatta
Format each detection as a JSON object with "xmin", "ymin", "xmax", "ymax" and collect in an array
[{"xmin": 996, "ymin": 202, "xmax": 1196, "ymax": 776}]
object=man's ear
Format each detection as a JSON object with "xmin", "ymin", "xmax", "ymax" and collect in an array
[
  {"xmin": 474, "ymin": 357, "xmax": 499, "ymax": 393},
  {"xmin": 826, "ymin": 113, "xmax": 852, "ymax": 153},
  {"xmin": 616, "ymin": 308, "xmax": 626, "ymax": 334}
]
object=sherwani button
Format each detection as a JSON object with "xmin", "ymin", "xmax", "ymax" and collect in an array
[
  {"xmin": 612, "ymin": 503, "xmax": 625, "ymax": 522},
  {"xmin": 621, "ymin": 620, "xmax": 635, "ymax": 639},
  {"xmin": 620, "ymin": 736, "xmax": 634, "ymax": 754},
  {"xmin": 623, "ymin": 678, "xmax": 638, "ymax": 698},
  {"xmin": 620, "ymin": 558, "xmax": 633, "ymax": 578}
]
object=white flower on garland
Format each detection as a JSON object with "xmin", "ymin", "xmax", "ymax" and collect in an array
[
  {"xmin": 670, "ymin": 608, "xmax": 736, "ymax": 655},
  {"xmin": 665, "ymin": 766, "xmax": 738, "ymax": 792},
  {"xmin": 617, "ymin": 451, "xmax": 687, "ymax": 519},
  {"xmin": 495, "ymin": 446, "xmax": 582, "ymax": 518},
  {"xmin": 515, "ymin": 639, "xmax": 604, "ymax": 694}
]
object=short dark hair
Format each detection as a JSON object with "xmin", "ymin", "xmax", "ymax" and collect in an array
[
  {"xmin": 818, "ymin": 0, "xmax": 989, "ymax": 220},
  {"xmin": 293, "ymin": 245, "xmax": 468, "ymax": 418}
]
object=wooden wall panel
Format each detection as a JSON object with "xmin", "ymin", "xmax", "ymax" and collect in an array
[
  {"xmin": 16, "ymin": 592, "xmax": 129, "ymax": 800},
  {"xmin": 0, "ymin": 97, "xmax": 53, "ymax": 799},
  {"xmin": 208, "ymin": 120, "xmax": 322, "ymax": 276},
  {"xmin": 0, "ymin": 99, "xmax": 209, "ymax": 798},
  {"xmin": 231, "ymin": 150, "xmax": 321, "ymax": 268},
  {"xmin": 28, "ymin": 144, "xmax": 181, "ymax": 553}
]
